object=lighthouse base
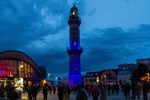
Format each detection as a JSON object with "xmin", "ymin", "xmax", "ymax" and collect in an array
[{"xmin": 68, "ymin": 74, "xmax": 82, "ymax": 87}]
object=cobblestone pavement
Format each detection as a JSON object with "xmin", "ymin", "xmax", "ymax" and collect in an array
[{"xmin": 21, "ymin": 91, "xmax": 150, "ymax": 100}]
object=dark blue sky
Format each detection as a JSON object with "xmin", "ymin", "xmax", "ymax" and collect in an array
[{"xmin": 0, "ymin": 0, "xmax": 150, "ymax": 80}]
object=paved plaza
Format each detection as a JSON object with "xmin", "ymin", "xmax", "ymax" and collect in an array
[{"xmin": 21, "ymin": 91, "xmax": 150, "ymax": 100}]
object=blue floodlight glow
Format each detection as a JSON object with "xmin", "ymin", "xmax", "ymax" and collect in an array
[{"xmin": 67, "ymin": 5, "xmax": 82, "ymax": 87}]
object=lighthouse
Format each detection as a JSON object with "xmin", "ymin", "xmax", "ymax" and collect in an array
[{"xmin": 67, "ymin": 5, "xmax": 83, "ymax": 87}]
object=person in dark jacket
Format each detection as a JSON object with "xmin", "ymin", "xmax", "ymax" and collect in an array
[
  {"xmin": 57, "ymin": 83, "xmax": 64, "ymax": 100},
  {"xmin": 27, "ymin": 85, "xmax": 33, "ymax": 100},
  {"xmin": 91, "ymin": 85, "xmax": 100, "ymax": 100},
  {"xmin": 7, "ymin": 87, "xmax": 19, "ymax": 100},
  {"xmin": 32, "ymin": 84, "xmax": 38, "ymax": 100},
  {"xmin": 143, "ymin": 81, "xmax": 149, "ymax": 100},
  {"xmin": 43, "ymin": 83, "xmax": 48, "ymax": 100}
]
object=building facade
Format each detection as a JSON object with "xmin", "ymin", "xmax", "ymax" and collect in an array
[
  {"xmin": 67, "ymin": 5, "xmax": 83, "ymax": 86},
  {"xmin": 118, "ymin": 63, "xmax": 137, "ymax": 83},
  {"xmin": 83, "ymin": 72, "xmax": 100, "ymax": 85},
  {"xmin": 100, "ymin": 69, "xmax": 118, "ymax": 84},
  {"xmin": 136, "ymin": 58, "xmax": 150, "ymax": 65},
  {"xmin": 0, "ymin": 50, "xmax": 44, "ymax": 86}
]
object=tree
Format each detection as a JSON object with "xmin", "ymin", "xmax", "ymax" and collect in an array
[{"xmin": 131, "ymin": 63, "xmax": 149, "ymax": 82}]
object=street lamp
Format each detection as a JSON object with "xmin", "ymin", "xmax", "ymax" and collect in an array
[
  {"xmin": 147, "ymin": 73, "xmax": 149, "ymax": 82},
  {"xmin": 48, "ymin": 73, "xmax": 51, "ymax": 80},
  {"xmin": 104, "ymin": 75, "xmax": 106, "ymax": 84}
]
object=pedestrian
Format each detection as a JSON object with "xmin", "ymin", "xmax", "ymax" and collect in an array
[
  {"xmin": 0, "ymin": 83, "xmax": 5, "ymax": 99},
  {"xmin": 115, "ymin": 83, "xmax": 119, "ymax": 94},
  {"xmin": 143, "ymin": 81, "xmax": 149, "ymax": 100},
  {"xmin": 107, "ymin": 84, "xmax": 111, "ymax": 96},
  {"xmin": 26, "ymin": 85, "xmax": 33, "ymax": 100},
  {"xmin": 88, "ymin": 84, "xmax": 92, "ymax": 97},
  {"xmin": 131, "ymin": 82, "xmax": 136, "ymax": 99},
  {"xmin": 135, "ymin": 82, "xmax": 142, "ymax": 99},
  {"xmin": 57, "ymin": 83, "xmax": 64, "ymax": 100},
  {"xmin": 91, "ymin": 85, "xmax": 100, "ymax": 100},
  {"xmin": 7, "ymin": 87, "xmax": 19, "ymax": 100},
  {"xmin": 32, "ymin": 84, "xmax": 38, "ymax": 100},
  {"xmin": 43, "ymin": 83, "xmax": 48, "ymax": 100},
  {"xmin": 100, "ymin": 85, "xmax": 107, "ymax": 100},
  {"xmin": 76, "ymin": 85, "xmax": 88, "ymax": 100}
]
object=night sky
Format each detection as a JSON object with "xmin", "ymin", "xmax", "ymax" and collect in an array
[{"xmin": 0, "ymin": 0, "xmax": 150, "ymax": 80}]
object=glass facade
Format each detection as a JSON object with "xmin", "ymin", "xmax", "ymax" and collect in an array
[{"xmin": 0, "ymin": 60, "xmax": 34, "ymax": 78}]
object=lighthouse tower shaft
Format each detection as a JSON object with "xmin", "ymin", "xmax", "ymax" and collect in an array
[{"xmin": 67, "ymin": 5, "xmax": 83, "ymax": 87}]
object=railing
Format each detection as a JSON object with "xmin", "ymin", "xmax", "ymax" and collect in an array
[{"xmin": 67, "ymin": 47, "xmax": 83, "ymax": 51}]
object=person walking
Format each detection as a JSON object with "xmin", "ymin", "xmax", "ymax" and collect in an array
[
  {"xmin": 27, "ymin": 85, "xmax": 33, "ymax": 100},
  {"xmin": 131, "ymin": 82, "xmax": 136, "ymax": 99},
  {"xmin": 43, "ymin": 83, "xmax": 48, "ymax": 100},
  {"xmin": 135, "ymin": 82, "xmax": 142, "ymax": 99},
  {"xmin": 0, "ymin": 83, "xmax": 5, "ymax": 99},
  {"xmin": 58, "ymin": 83, "xmax": 64, "ymax": 100},
  {"xmin": 32, "ymin": 84, "xmax": 38, "ymax": 100},
  {"xmin": 7, "ymin": 87, "xmax": 19, "ymax": 100},
  {"xmin": 143, "ymin": 81, "xmax": 149, "ymax": 100},
  {"xmin": 91, "ymin": 85, "xmax": 100, "ymax": 100},
  {"xmin": 76, "ymin": 85, "xmax": 88, "ymax": 100},
  {"xmin": 100, "ymin": 85, "xmax": 107, "ymax": 100}
]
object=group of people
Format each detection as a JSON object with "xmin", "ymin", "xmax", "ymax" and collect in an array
[
  {"xmin": 121, "ymin": 81, "xmax": 149, "ymax": 100},
  {"xmin": 25, "ymin": 83, "xmax": 56, "ymax": 100},
  {"xmin": 56, "ymin": 82, "xmax": 108, "ymax": 100},
  {"xmin": 0, "ymin": 80, "xmax": 149, "ymax": 100},
  {"xmin": 56, "ymin": 80, "xmax": 149, "ymax": 100},
  {"xmin": 0, "ymin": 82, "xmax": 19, "ymax": 100}
]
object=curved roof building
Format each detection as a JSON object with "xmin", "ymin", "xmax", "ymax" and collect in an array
[{"xmin": 0, "ymin": 50, "xmax": 44, "ymax": 85}]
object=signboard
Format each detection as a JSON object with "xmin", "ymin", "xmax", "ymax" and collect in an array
[{"xmin": 14, "ymin": 78, "xmax": 24, "ymax": 92}]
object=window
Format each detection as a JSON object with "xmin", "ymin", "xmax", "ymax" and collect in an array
[
  {"xmin": 74, "ymin": 67, "xmax": 76, "ymax": 71},
  {"xmin": 73, "ymin": 34, "xmax": 77, "ymax": 38},
  {"xmin": 73, "ymin": 25, "xmax": 77, "ymax": 29},
  {"xmin": 72, "ymin": 11, "xmax": 75, "ymax": 15},
  {"xmin": 74, "ymin": 42, "xmax": 76, "ymax": 46}
]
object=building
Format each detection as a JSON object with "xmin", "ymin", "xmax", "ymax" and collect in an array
[
  {"xmin": 67, "ymin": 5, "xmax": 83, "ymax": 86},
  {"xmin": 83, "ymin": 72, "xmax": 100, "ymax": 85},
  {"xmin": 136, "ymin": 58, "xmax": 150, "ymax": 65},
  {"xmin": 118, "ymin": 63, "xmax": 137, "ymax": 83},
  {"xmin": 0, "ymin": 50, "xmax": 44, "ymax": 87},
  {"xmin": 100, "ymin": 69, "xmax": 118, "ymax": 84},
  {"xmin": 38, "ymin": 66, "xmax": 47, "ymax": 79}
]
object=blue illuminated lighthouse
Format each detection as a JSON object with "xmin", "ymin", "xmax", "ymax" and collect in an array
[{"xmin": 67, "ymin": 5, "xmax": 83, "ymax": 87}]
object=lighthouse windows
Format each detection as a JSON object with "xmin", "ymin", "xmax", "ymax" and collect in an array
[
  {"xmin": 73, "ymin": 34, "xmax": 77, "ymax": 38},
  {"xmin": 72, "ymin": 11, "xmax": 75, "ymax": 15},
  {"xmin": 74, "ymin": 42, "xmax": 76, "ymax": 46},
  {"xmin": 74, "ymin": 67, "xmax": 76, "ymax": 71},
  {"xmin": 73, "ymin": 25, "xmax": 77, "ymax": 29}
]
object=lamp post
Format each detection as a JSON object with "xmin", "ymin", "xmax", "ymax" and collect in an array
[
  {"xmin": 48, "ymin": 73, "xmax": 51, "ymax": 80},
  {"xmin": 104, "ymin": 75, "xmax": 106, "ymax": 84},
  {"xmin": 147, "ymin": 73, "xmax": 149, "ymax": 82}
]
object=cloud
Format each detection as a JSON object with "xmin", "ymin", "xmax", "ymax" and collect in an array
[
  {"xmin": 0, "ymin": 0, "xmax": 69, "ymax": 50},
  {"xmin": 0, "ymin": 0, "xmax": 150, "ymax": 79},
  {"xmin": 81, "ymin": 24, "xmax": 150, "ymax": 71}
]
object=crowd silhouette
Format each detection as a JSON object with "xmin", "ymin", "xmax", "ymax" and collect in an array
[{"xmin": 0, "ymin": 80, "xmax": 149, "ymax": 100}]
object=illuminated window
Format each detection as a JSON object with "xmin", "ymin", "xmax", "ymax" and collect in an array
[
  {"xmin": 72, "ymin": 11, "xmax": 75, "ymax": 15},
  {"xmin": 73, "ymin": 34, "xmax": 77, "ymax": 38},
  {"xmin": 74, "ymin": 42, "xmax": 76, "ymax": 46},
  {"xmin": 73, "ymin": 25, "xmax": 77, "ymax": 29},
  {"xmin": 74, "ymin": 67, "xmax": 76, "ymax": 71}
]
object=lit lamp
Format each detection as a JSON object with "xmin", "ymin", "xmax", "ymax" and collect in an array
[
  {"xmin": 104, "ymin": 75, "xmax": 106, "ymax": 84},
  {"xmin": 147, "ymin": 73, "xmax": 149, "ymax": 82},
  {"xmin": 48, "ymin": 73, "xmax": 51, "ymax": 80}
]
